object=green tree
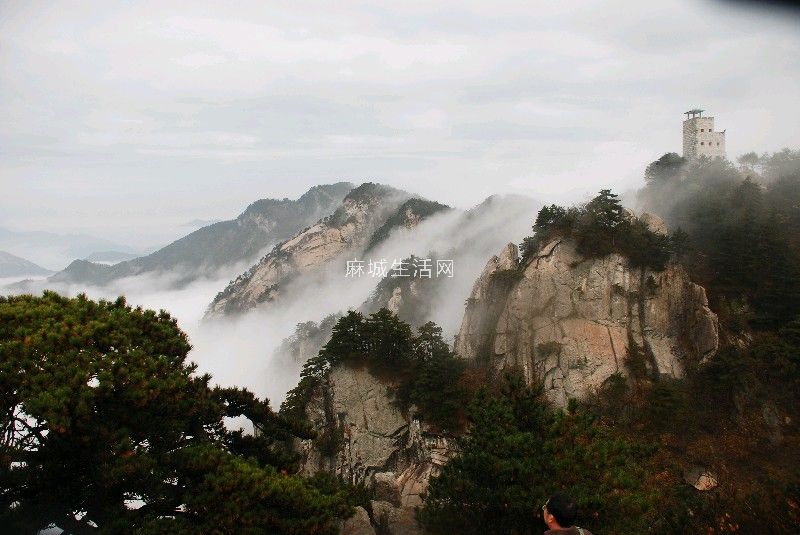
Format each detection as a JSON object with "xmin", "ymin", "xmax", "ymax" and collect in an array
[
  {"xmin": 625, "ymin": 218, "xmax": 671, "ymax": 270},
  {"xmin": 737, "ymin": 151, "xmax": 760, "ymax": 172},
  {"xmin": 533, "ymin": 204, "xmax": 569, "ymax": 235},
  {"xmin": 645, "ymin": 152, "xmax": 686, "ymax": 183},
  {"xmin": 520, "ymin": 190, "xmax": 671, "ymax": 270},
  {"xmin": 362, "ymin": 308, "xmax": 414, "ymax": 371},
  {"xmin": 584, "ymin": 189, "xmax": 626, "ymax": 232},
  {"xmin": 406, "ymin": 322, "xmax": 466, "ymax": 431},
  {"xmin": 574, "ymin": 189, "xmax": 629, "ymax": 258},
  {"xmin": 0, "ymin": 292, "xmax": 350, "ymax": 534},
  {"xmin": 412, "ymin": 321, "xmax": 451, "ymax": 362},
  {"xmin": 419, "ymin": 374, "xmax": 688, "ymax": 534},
  {"xmin": 318, "ymin": 309, "xmax": 366, "ymax": 367}
]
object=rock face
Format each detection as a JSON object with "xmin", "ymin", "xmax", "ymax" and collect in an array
[
  {"xmin": 456, "ymin": 239, "xmax": 719, "ymax": 406},
  {"xmin": 299, "ymin": 364, "xmax": 453, "ymax": 534},
  {"xmin": 206, "ymin": 183, "xmax": 411, "ymax": 317}
]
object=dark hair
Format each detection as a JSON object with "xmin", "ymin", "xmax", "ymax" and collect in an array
[{"xmin": 546, "ymin": 492, "xmax": 578, "ymax": 527}]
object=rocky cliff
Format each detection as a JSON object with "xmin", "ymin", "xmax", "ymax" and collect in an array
[
  {"xmin": 455, "ymin": 233, "xmax": 720, "ymax": 407},
  {"xmin": 299, "ymin": 364, "xmax": 453, "ymax": 535},
  {"xmin": 205, "ymin": 183, "xmax": 418, "ymax": 317}
]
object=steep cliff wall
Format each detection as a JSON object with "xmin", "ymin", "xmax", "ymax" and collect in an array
[
  {"xmin": 456, "ymin": 238, "xmax": 719, "ymax": 406},
  {"xmin": 299, "ymin": 364, "xmax": 453, "ymax": 535}
]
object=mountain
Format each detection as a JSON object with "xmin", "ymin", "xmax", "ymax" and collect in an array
[
  {"xmin": 84, "ymin": 251, "xmax": 140, "ymax": 264},
  {"xmin": 0, "ymin": 227, "xmax": 138, "ymax": 272},
  {"xmin": 267, "ymin": 193, "xmax": 541, "ymax": 380},
  {"xmin": 0, "ymin": 251, "xmax": 54, "ymax": 277},
  {"xmin": 282, "ymin": 214, "xmax": 722, "ymax": 535},
  {"xmin": 364, "ymin": 198, "xmax": 451, "ymax": 252},
  {"xmin": 48, "ymin": 182, "xmax": 354, "ymax": 287},
  {"xmin": 205, "ymin": 183, "xmax": 414, "ymax": 317},
  {"xmin": 455, "ymin": 231, "xmax": 719, "ymax": 407},
  {"xmin": 183, "ymin": 218, "xmax": 222, "ymax": 228},
  {"xmin": 358, "ymin": 194, "xmax": 541, "ymax": 330}
]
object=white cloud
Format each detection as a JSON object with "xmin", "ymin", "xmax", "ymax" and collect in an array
[{"xmin": 1, "ymin": 0, "xmax": 798, "ymax": 244}]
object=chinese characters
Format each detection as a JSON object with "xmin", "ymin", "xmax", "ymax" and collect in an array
[{"xmin": 346, "ymin": 258, "xmax": 454, "ymax": 278}]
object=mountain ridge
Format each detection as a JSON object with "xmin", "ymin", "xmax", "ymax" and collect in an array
[
  {"xmin": 47, "ymin": 182, "xmax": 355, "ymax": 287},
  {"xmin": 0, "ymin": 251, "xmax": 54, "ymax": 277}
]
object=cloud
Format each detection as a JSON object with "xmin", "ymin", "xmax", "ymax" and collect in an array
[{"xmin": 1, "ymin": 0, "xmax": 798, "ymax": 247}]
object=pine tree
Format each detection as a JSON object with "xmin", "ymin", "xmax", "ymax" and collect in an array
[
  {"xmin": 419, "ymin": 374, "xmax": 687, "ymax": 534},
  {"xmin": 0, "ymin": 292, "xmax": 351, "ymax": 534}
]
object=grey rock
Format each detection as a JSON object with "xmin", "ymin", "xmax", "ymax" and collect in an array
[
  {"xmin": 297, "ymin": 364, "xmax": 455, "ymax": 534},
  {"xmin": 639, "ymin": 211, "xmax": 669, "ymax": 235},
  {"xmin": 456, "ymin": 239, "xmax": 719, "ymax": 406},
  {"xmin": 684, "ymin": 466, "xmax": 719, "ymax": 491},
  {"xmin": 371, "ymin": 501, "xmax": 421, "ymax": 535},
  {"xmin": 340, "ymin": 506, "xmax": 376, "ymax": 535},
  {"xmin": 372, "ymin": 471, "xmax": 402, "ymax": 506}
]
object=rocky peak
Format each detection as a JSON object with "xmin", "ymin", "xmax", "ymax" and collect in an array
[
  {"xmin": 205, "ymin": 183, "xmax": 412, "ymax": 317},
  {"xmin": 456, "ymin": 238, "xmax": 719, "ymax": 407}
]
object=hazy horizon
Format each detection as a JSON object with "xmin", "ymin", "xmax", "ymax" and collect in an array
[{"xmin": 2, "ymin": 1, "xmax": 799, "ymax": 249}]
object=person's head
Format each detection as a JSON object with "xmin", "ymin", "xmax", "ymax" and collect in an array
[{"xmin": 541, "ymin": 492, "xmax": 578, "ymax": 529}]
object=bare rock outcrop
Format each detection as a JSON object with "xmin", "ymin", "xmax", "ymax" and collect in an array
[
  {"xmin": 298, "ymin": 365, "xmax": 454, "ymax": 534},
  {"xmin": 639, "ymin": 211, "xmax": 669, "ymax": 235},
  {"xmin": 206, "ymin": 183, "xmax": 410, "ymax": 317},
  {"xmin": 456, "ymin": 239, "xmax": 719, "ymax": 406}
]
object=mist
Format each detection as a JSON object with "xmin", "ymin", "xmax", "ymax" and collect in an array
[
  {"xmin": 0, "ymin": 260, "xmax": 300, "ymax": 405},
  {"xmin": 1, "ymin": 193, "xmax": 541, "ymax": 408},
  {"xmin": 258, "ymin": 193, "xmax": 542, "ymax": 394}
]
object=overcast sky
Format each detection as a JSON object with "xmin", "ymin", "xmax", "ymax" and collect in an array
[{"xmin": 1, "ymin": 0, "xmax": 799, "ymax": 249}]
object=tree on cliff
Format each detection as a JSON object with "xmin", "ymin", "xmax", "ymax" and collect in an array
[
  {"xmin": 0, "ymin": 292, "xmax": 351, "ymax": 534},
  {"xmin": 644, "ymin": 152, "xmax": 686, "ymax": 183},
  {"xmin": 638, "ymin": 153, "xmax": 800, "ymax": 329},
  {"xmin": 574, "ymin": 188, "xmax": 627, "ymax": 257},
  {"xmin": 281, "ymin": 310, "xmax": 466, "ymax": 432},
  {"xmin": 520, "ymin": 189, "xmax": 672, "ymax": 269}
]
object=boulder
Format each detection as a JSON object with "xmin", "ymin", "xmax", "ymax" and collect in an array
[
  {"xmin": 684, "ymin": 466, "xmax": 719, "ymax": 491},
  {"xmin": 639, "ymin": 211, "xmax": 669, "ymax": 235},
  {"xmin": 371, "ymin": 501, "xmax": 421, "ymax": 535},
  {"xmin": 340, "ymin": 506, "xmax": 376, "ymax": 535}
]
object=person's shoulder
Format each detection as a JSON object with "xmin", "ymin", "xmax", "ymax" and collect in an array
[{"xmin": 544, "ymin": 529, "xmax": 593, "ymax": 535}]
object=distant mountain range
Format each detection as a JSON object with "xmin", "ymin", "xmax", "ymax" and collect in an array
[
  {"xmin": 84, "ymin": 251, "xmax": 140, "ymax": 264},
  {"xmin": 0, "ymin": 227, "xmax": 139, "ymax": 271},
  {"xmin": 8, "ymin": 182, "xmax": 541, "ymax": 332},
  {"xmin": 47, "ymin": 182, "xmax": 354, "ymax": 287},
  {"xmin": 0, "ymin": 251, "xmax": 54, "ymax": 277}
]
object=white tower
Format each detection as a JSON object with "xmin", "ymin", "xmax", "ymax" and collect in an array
[{"xmin": 682, "ymin": 109, "xmax": 726, "ymax": 159}]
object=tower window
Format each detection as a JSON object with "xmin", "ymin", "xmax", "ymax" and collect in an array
[
  {"xmin": 700, "ymin": 129, "xmax": 704, "ymax": 132},
  {"xmin": 717, "ymin": 143, "xmax": 720, "ymax": 146},
  {"xmin": 700, "ymin": 142, "xmax": 704, "ymax": 145}
]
